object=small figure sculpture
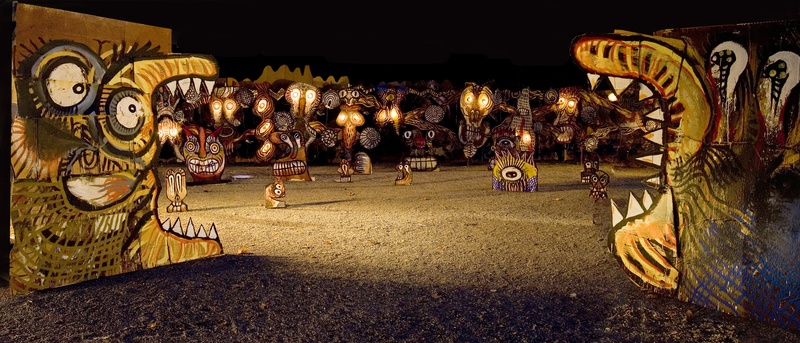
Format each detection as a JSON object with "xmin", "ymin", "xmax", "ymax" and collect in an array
[
  {"xmin": 354, "ymin": 152, "xmax": 372, "ymax": 175},
  {"xmin": 165, "ymin": 168, "xmax": 189, "ymax": 213},
  {"xmin": 265, "ymin": 179, "xmax": 286, "ymax": 208},
  {"xmin": 395, "ymin": 161, "xmax": 413, "ymax": 186},
  {"xmin": 337, "ymin": 159, "xmax": 354, "ymax": 183},
  {"xmin": 589, "ymin": 170, "xmax": 609, "ymax": 199}
]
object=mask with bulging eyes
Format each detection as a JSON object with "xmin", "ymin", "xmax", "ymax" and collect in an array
[{"xmin": 588, "ymin": 170, "xmax": 609, "ymax": 199}]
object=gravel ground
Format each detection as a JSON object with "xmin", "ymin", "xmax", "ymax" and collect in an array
[{"xmin": 2, "ymin": 160, "xmax": 799, "ymax": 342}]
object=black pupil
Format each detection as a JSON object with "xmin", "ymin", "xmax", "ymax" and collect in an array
[
  {"xmin": 72, "ymin": 83, "xmax": 84, "ymax": 94},
  {"xmin": 128, "ymin": 104, "xmax": 137, "ymax": 113}
]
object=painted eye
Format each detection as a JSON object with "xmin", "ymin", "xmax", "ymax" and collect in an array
[
  {"xmin": 292, "ymin": 131, "xmax": 302, "ymax": 141},
  {"xmin": 403, "ymin": 131, "xmax": 412, "ymax": 139},
  {"xmin": 208, "ymin": 142, "xmax": 221, "ymax": 155},
  {"xmin": 336, "ymin": 112, "xmax": 348, "ymax": 125},
  {"xmin": 479, "ymin": 94, "xmax": 490, "ymax": 106},
  {"xmin": 106, "ymin": 88, "xmax": 144, "ymax": 136},
  {"xmin": 306, "ymin": 91, "xmax": 316, "ymax": 102},
  {"xmin": 224, "ymin": 99, "xmax": 236, "ymax": 111},
  {"xmin": 376, "ymin": 110, "xmax": 388, "ymax": 121},
  {"xmin": 497, "ymin": 137, "xmax": 515, "ymax": 150},
  {"xmin": 254, "ymin": 98, "xmax": 272, "ymax": 115},
  {"xmin": 211, "ymin": 99, "xmax": 222, "ymax": 113},
  {"xmin": 350, "ymin": 112, "xmax": 365, "ymax": 126},
  {"xmin": 273, "ymin": 187, "xmax": 283, "ymax": 196},
  {"xmin": 585, "ymin": 161, "xmax": 593, "ymax": 169},
  {"xmin": 426, "ymin": 130, "xmax": 435, "ymax": 139},
  {"xmin": 501, "ymin": 166, "xmax": 523, "ymax": 182},
  {"xmin": 45, "ymin": 62, "xmax": 88, "ymax": 107},
  {"xmin": 464, "ymin": 94, "xmax": 473, "ymax": 103},
  {"xmin": 290, "ymin": 89, "xmax": 301, "ymax": 101},
  {"xmin": 184, "ymin": 138, "xmax": 198, "ymax": 153}
]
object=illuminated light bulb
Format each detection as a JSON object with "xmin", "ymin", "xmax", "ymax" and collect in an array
[
  {"xmin": 377, "ymin": 110, "xmax": 388, "ymax": 121},
  {"xmin": 521, "ymin": 132, "xmax": 532, "ymax": 143},
  {"xmin": 336, "ymin": 113, "xmax": 348, "ymax": 125},
  {"xmin": 567, "ymin": 100, "xmax": 576, "ymax": 108},
  {"xmin": 607, "ymin": 93, "xmax": 618, "ymax": 102},
  {"xmin": 291, "ymin": 89, "xmax": 301, "ymax": 100},
  {"xmin": 390, "ymin": 108, "xmax": 399, "ymax": 119}
]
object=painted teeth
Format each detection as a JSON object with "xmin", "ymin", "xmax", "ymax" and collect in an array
[
  {"xmin": 187, "ymin": 158, "xmax": 220, "ymax": 174},
  {"xmin": 273, "ymin": 161, "xmax": 307, "ymax": 176},
  {"xmin": 403, "ymin": 156, "xmax": 438, "ymax": 171},
  {"xmin": 161, "ymin": 217, "xmax": 219, "ymax": 240},
  {"xmin": 610, "ymin": 190, "xmax": 654, "ymax": 226},
  {"xmin": 608, "ymin": 76, "xmax": 633, "ymax": 94},
  {"xmin": 163, "ymin": 77, "xmax": 215, "ymax": 99}
]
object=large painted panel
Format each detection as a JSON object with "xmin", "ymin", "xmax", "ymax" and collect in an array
[
  {"xmin": 571, "ymin": 20, "xmax": 800, "ymax": 330},
  {"xmin": 9, "ymin": 4, "xmax": 223, "ymax": 294}
]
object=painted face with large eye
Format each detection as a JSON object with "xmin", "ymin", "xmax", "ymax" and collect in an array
[
  {"xmin": 17, "ymin": 42, "xmax": 106, "ymax": 118},
  {"xmin": 100, "ymin": 88, "xmax": 146, "ymax": 148},
  {"xmin": 495, "ymin": 136, "xmax": 517, "ymax": 152},
  {"xmin": 285, "ymin": 82, "xmax": 321, "ymax": 120},
  {"xmin": 492, "ymin": 150, "xmax": 538, "ymax": 192},
  {"xmin": 460, "ymin": 83, "xmax": 494, "ymax": 125},
  {"xmin": 182, "ymin": 125, "xmax": 226, "ymax": 184},
  {"xmin": 554, "ymin": 88, "xmax": 580, "ymax": 125},
  {"xmin": 589, "ymin": 170, "xmax": 609, "ymax": 199}
]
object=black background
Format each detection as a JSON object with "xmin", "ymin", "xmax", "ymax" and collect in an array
[{"xmin": 11, "ymin": 0, "xmax": 800, "ymax": 89}]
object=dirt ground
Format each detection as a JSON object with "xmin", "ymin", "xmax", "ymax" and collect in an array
[{"xmin": 2, "ymin": 160, "xmax": 799, "ymax": 342}]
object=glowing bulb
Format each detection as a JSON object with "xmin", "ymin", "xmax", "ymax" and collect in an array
[
  {"xmin": 390, "ymin": 108, "xmax": 399, "ymax": 119},
  {"xmin": 521, "ymin": 132, "xmax": 531, "ymax": 143},
  {"xmin": 607, "ymin": 93, "xmax": 618, "ymax": 102}
]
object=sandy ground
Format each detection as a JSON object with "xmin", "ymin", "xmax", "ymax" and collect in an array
[{"xmin": 1, "ymin": 160, "xmax": 799, "ymax": 342}]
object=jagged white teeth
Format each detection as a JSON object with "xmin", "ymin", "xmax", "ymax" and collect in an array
[
  {"xmin": 171, "ymin": 217, "xmax": 183, "ymax": 234},
  {"xmin": 636, "ymin": 154, "xmax": 663, "ymax": 167},
  {"xmin": 587, "ymin": 73, "xmax": 601, "ymax": 90},
  {"xmin": 643, "ymin": 129, "xmax": 664, "ymax": 145},
  {"xmin": 611, "ymin": 198, "xmax": 623, "ymax": 227},
  {"xmin": 208, "ymin": 224, "xmax": 218, "ymax": 240},
  {"xmin": 166, "ymin": 81, "xmax": 178, "ymax": 95},
  {"xmin": 185, "ymin": 218, "xmax": 196, "ymax": 237},
  {"xmin": 642, "ymin": 190, "xmax": 653, "ymax": 209},
  {"xmin": 160, "ymin": 217, "xmax": 218, "ymax": 239},
  {"xmin": 639, "ymin": 83, "xmax": 653, "ymax": 100},
  {"xmin": 645, "ymin": 108, "xmax": 665, "ymax": 121},
  {"xmin": 609, "ymin": 76, "xmax": 633, "ymax": 95},
  {"xmin": 644, "ymin": 175, "xmax": 662, "ymax": 188},
  {"xmin": 204, "ymin": 80, "xmax": 216, "ymax": 93},
  {"xmin": 626, "ymin": 192, "xmax": 644, "ymax": 218},
  {"xmin": 178, "ymin": 78, "xmax": 192, "ymax": 95}
]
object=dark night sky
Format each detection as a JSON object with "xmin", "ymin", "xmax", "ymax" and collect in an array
[{"xmin": 12, "ymin": 0, "xmax": 800, "ymax": 89}]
